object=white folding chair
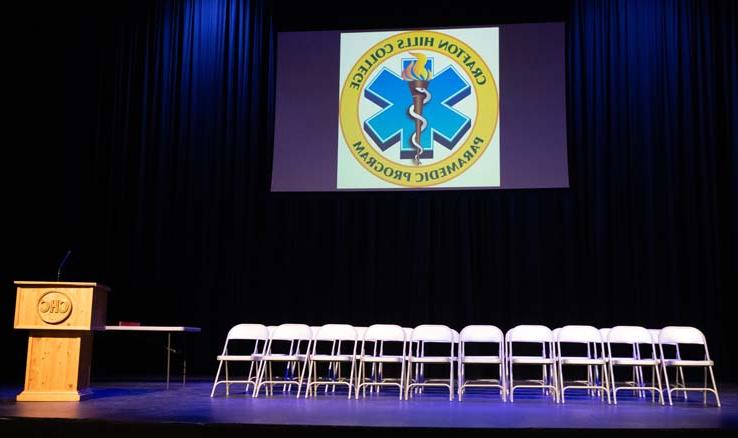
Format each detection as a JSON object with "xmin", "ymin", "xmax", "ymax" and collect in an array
[
  {"xmin": 606, "ymin": 326, "xmax": 664, "ymax": 405},
  {"xmin": 252, "ymin": 323, "xmax": 313, "ymax": 398},
  {"xmin": 405, "ymin": 325, "xmax": 456, "ymax": 400},
  {"xmin": 649, "ymin": 328, "xmax": 687, "ymax": 401},
  {"xmin": 356, "ymin": 324, "xmax": 407, "ymax": 399},
  {"xmin": 659, "ymin": 326, "xmax": 720, "ymax": 407},
  {"xmin": 603, "ymin": 326, "xmax": 645, "ymax": 396},
  {"xmin": 457, "ymin": 325, "xmax": 506, "ymax": 401},
  {"xmin": 210, "ymin": 324, "xmax": 268, "ymax": 397},
  {"xmin": 305, "ymin": 324, "xmax": 358, "ymax": 398},
  {"xmin": 505, "ymin": 325, "xmax": 559, "ymax": 402},
  {"xmin": 555, "ymin": 325, "xmax": 610, "ymax": 403}
]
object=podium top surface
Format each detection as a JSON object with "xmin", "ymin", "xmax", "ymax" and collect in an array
[{"xmin": 15, "ymin": 281, "xmax": 111, "ymax": 291}]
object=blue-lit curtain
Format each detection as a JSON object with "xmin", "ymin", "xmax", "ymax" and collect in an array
[
  {"xmin": 6, "ymin": 0, "xmax": 734, "ymax": 382},
  {"xmin": 568, "ymin": 0, "xmax": 736, "ymax": 372},
  {"xmin": 97, "ymin": 0, "xmax": 276, "ymax": 310}
]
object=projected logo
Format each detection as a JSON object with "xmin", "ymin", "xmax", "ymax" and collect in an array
[{"xmin": 338, "ymin": 29, "xmax": 499, "ymax": 188}]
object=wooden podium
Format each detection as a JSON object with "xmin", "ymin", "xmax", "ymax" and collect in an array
[{"xmin": 13, "ymin": 281, "xmax": 108, "ymax": 401}]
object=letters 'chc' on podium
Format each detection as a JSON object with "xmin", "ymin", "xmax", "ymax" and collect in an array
[{"xmin": 13, "ymin": 281, "xmax": 109, "ymax": 401}]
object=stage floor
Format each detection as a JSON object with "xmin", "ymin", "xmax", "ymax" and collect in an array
[{"xmin": 1, "ymin": 380, "xmax": 736, "ymax": 436}]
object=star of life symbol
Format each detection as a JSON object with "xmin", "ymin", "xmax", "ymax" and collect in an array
[{"xmin": 363, "ymin": 57, "xmax": 472, "ymax": 163}]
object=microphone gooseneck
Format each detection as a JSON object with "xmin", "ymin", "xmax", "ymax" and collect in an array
[{"xmin": 57, "ymin": 250, "xmax": 72, "ymax": 282}]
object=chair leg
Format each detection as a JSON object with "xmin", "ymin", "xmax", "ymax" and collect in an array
[
  {"xmin": 654, "ymin": 364, "xmax": 664, "ymax": 405},
  {"xmin": 355, "ymin": 362, "xmax": 361, "ymax": 399},
  {"xmin": 225, "ymin": 361, "xmax": 230, "ymax": 396},
  {"xmin": 509, "ymin": 362, "xmax": 515, "ymax": 402},
  {"xmin": 369, "ymin": 362, "xmax": 376, "ymax": 394},
  {"xmin": 662, "ymin": 363, "xmax": 673, "ymax": 406},
  {"xmin": 558, "ymin": 362, "xmax": 565, "ymax": 404},
  {"xmin": 210, "ymin": 360, "xmax": 224, "ymax": 397},
  {"xmin": 551, "ymin": 363, "xmax": 557, "ymax": 402},
  {"xmin": 252, "ymin": 360, "xmax": 267, "ymax": 398},
  {"xmin": 357, "ymin": 363, "xmax": 366, "ymax": 398},
  {"xmin": 399, "ymin": 360, "xmax": 406, "ymax": 400},
  {"xmin": 678, "ymin": 366, "xmax": 688, "ymax": 400},
  {"xmin": 610, "ymin": 363, "xmax": 617, "ymax": 405},
  {"xmin": 357, "ymin": 361, "xmax": 365, "ymax": 399},
  {"xmin": 449, "ymin": 362, "xmax": 454, "ymax": 401},
  {"xmin": 708, "ymin": 366, "xmax": 721, "ymax": 407},
  {"xmin": 500, "ymin": 362, "xmax": 507, "ymax": 402},
  {"xmin": 457, "ymin": 362, "xmax": 462, "ymax": 401},
  {"xmin": 404, "ymin": 361, "xmax": 412, "ymax": 400},
  {"xmin": 348, "ymin": 360, "xmax": 356, "ymax": 399},
  {"xmin": 305, "ymin": 360, "xmax": 314, "ymax": 399},
  {"xmin": 296, "ymin": 359, "xmax": 308, "ymax": 398},
  {"xmin": 542, "ymin": 365, "xmax": 547, "ymax": 396},
  {"xmin": 602, "ymin": 364, "xmax": 611, "ymax": 404},
  {"xmin": 268, "ymin": 363, "xmax": 274, "ymax": 396},
  {"xmin": 637, "ymin": 365, "xmax": 645, "ymax": 398}
]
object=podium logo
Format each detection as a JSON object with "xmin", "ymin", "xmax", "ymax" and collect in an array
[{"xmin": 37, "ymin": 291, "xmax": 73, "ymax": 324}]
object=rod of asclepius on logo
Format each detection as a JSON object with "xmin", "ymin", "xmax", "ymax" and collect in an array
[
  {"xmin": 338, "ymin": 29, "xmax": 499, "ymax": 188},
  {"xmin": 404, "ymin": 52, "xmax": 432, "ymax": 166}
]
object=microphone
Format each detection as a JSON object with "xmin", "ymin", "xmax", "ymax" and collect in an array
[{"xmin": 57, "ymin": 250, "xmax": 72, "ymax": 282}]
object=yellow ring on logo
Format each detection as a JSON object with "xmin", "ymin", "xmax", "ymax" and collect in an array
[{"xmin": 339, "ymin": 30, "xmax": 499, "ymax": 187}]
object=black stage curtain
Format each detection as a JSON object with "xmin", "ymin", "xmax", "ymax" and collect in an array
[{"xmin": 4, "ymin": 0, "xmax": 736, "ymax": 382}]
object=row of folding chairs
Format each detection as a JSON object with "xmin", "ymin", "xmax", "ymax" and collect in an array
[{"xmin": 209, "ymin": 324, "xmax": 720, "ymax": 406}]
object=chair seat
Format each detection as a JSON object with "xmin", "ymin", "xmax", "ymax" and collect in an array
[
  {"xmin": 310, "ymin": 354, "xmax": 355, "ymax": 362},
  {"xmin": 252, "ymin": 353, "xmax": 300, "ymax": 362},
  {"xmin": 409, "ymin": 356, "xmax": 455, "ymax": 363},
  {"xmin": 361, "ymin": 355, "xmax": 404, "ymax": 363},
  {"xmin": 509, "ymin": 356, "xmax": 555, "ymax": 364},
  {"xmin": 559, "ymin": 356, "xmax": 606, "ymax": 365},
  {"xmin": 662, "ymin": 359, "xmax": 714, "ymax": 367},
  {"xmin": 461, "ymin": 355, "xmax": 501, "ymax": 364},
  {"xmin": 216, "ymin": 354, "xmax": 255, "ymax": 361},
  {"xmin": 609, "ymin": 358, "xmax": 659, "ymax": 366}
]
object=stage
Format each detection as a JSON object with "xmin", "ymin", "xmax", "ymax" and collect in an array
[{"xmin": 1, "ymin": 380, "xmax": 736, "ymax": 437}]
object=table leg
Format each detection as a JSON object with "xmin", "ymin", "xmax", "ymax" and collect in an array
[
  {"xmin": 166, "ymin": 333, "xmax": 171, "ymax": 390},
  {"xmin": 182, "ymin": 332, "xmax": 187, "ymax": 386}
]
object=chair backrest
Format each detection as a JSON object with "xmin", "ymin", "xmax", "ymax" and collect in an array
[
  {"xmin": 552, "ymin": 327, "xmax": 561, "ymax": 340},
  {"xmin": 459, "ymin": 325, "xmax": 504, "ymax": 343},
  {"xmin": 607, "ymin": 326, "xmax": 653, "ymax": 345},
  {"xmin": 506, "ymin": 325, "xmax": 553, "ymax": 343},
  {"xmin": 659, "ymin": 326, "xmax": 707, "ymax": 346},
  {"xmin": 648, "ymin": 329, "xmax": 662, "ymax": 344},
  {"xmin": 363, "ymin": 324, "xmax": 405, "ymax": 342},
  {"xmin": 599, "ymin": 328, "xmax": 611, "ymax": 342},
  {"xmin": 355, "ymin": 326, "xmax": 367, "ymax": 339},
  {"xmin": 270, "ymin": 323, "xmax": 313, "ymax": 341},
  {"xmin": 403, "ymin": 327, "xmax": 415, "ymax": 343},
  {"xmin": 315, "ymin": 324, "xmax": 357, "ymax": 342},
  {"xmin": 557, "ymin": 325, "xmax": 602, "ymax": 344},
  {"xmin": 226, "ymin": 324, "xmax": 269, "ymax": 341},
  {"xmin": 411, "ymin": 325, "xmax": 454, "ymax": 343}
]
